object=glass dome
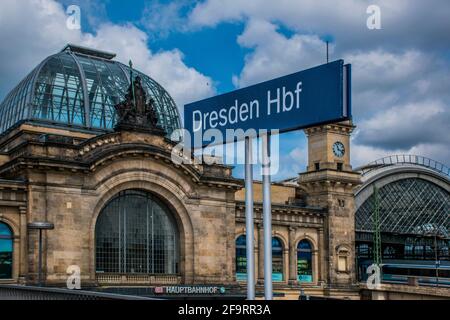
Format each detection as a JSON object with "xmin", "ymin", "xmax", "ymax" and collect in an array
[{"xmin": 0, "ymin": 44, "xmax": 181, "ymax": 137}]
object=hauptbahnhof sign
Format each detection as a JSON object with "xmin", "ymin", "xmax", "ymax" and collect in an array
[{"xmin": 184, "ymin": 60, "xmax": 351, "ymax": 146}]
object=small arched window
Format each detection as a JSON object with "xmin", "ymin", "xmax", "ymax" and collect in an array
[
  {"xmin": 0, "ymin": 222, "xmax": 13, "ymax": 279},
  {"xmin": 272, "ymin": 237, "xmax": 284, "ymax": 281},
  {"xmin": 297, "ymin": 240, "xmax": 313, "ymax": 282},
  {"xmin": 235, "ymin": 235, "xmax": 247, "ymax": 281}
]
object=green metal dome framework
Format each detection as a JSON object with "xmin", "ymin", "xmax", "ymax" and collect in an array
[
  {"xmin": 0, "ymin": 44, "xmax": 181, "ymax": 137},
  {"xmin": 355, "ymin": 155, "xmax": 450, "ymax": 240},
  {"xmin": 354, "ymin": 155, "xmax": 450, "ymax": 265}
]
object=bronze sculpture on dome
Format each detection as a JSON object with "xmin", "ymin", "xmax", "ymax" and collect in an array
[{"xmin": 114, "ymin": 61, "xmax": 165, "ymax": 135}]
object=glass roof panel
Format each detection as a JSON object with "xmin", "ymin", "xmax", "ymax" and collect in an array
[
  {"xmin": 356, "ymin": 178, "xmax": 450, "ymax": 237},
  {"xmin": 0, "ymin": 46, "xmax": 181, "ymax": 138}
]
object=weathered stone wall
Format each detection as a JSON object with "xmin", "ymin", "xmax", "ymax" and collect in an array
[
  {"xmin": 299, "ymin": 122, "xmax": 362, "ymax": 288},
  {"xmin": 235, "ymin": 203, "xmax": 325, "ymax": 287},
  {"xmin": 0, "ymin": 182, "xmax": 27, "ymax": 283},
  {"xmin": 234, "ymin": 182, "xmax": 296, "ymax": 204},
  {"xmin": 0, "ymin": 127, "xmax": 241, "ymax": 286}
]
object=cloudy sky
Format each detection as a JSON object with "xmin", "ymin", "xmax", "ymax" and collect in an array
[{"xmin": 0, "ymin": 0, "xmax": 449, "ymax": 180}]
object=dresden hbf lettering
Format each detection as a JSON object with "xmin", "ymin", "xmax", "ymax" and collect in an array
[{"xmin": 191, "ymin": 81, "xmax": 302, "ymax": 132}]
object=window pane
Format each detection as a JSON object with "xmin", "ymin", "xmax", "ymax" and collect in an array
[
  {"xmin": 0, "ymin": 222, "xmax": 13, "ymax": 279},
  {"xmin": 235, "ymin": 235, "xmax": 247, "ymax": 281},
  {"xmin": 298, "ymin": 240, "xmax": 313, "ymax": 282},
  {"xmin": 95, "ymin": 190, "xmax": 178, "ymax": 274},
  {"xmin": 272, "ymin": 237, "xmax": 283, "ymax": 281}
]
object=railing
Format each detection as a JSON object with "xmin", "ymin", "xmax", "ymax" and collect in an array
[
  {"xmin": 0, "ymin": 284, "xmax": 158, "ymax": 300},
  {"xmin": 357, "ymin": 155, "xmax": 450, "ymax": 178},
  {"xmin": 96, "ymin": 273, "xmax": 181, "ymax": 285}
]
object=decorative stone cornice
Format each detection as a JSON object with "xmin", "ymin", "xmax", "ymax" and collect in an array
[
  {"xmin": 299, "ymin": 169, "xmax": 362, "ymax": 192},
  {"xmin": 235, "ymin": 201, "xmax": 325, "ymax": 220},
  {"xmin": 78, "ymin": 134, "xmax": 121, "ymax": 156},
  {"xmin": 304, "ymin": 120, "xmax": 355, "ymax": 136},
  {"xmin": 0, "ymin": 130, "xmax": 243, "ymax": 191}
]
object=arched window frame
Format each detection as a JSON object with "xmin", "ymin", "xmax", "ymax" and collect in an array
[
  {"xmin": 0, "ymin": 221, "xmax": 14, "ymax": 280},
  {"xmin": 272, "ymin": 237, "xmax": 284, "ymax": 282},
  {"xmin": 297, "ymin": 239, "xmax": 313, "ymax": 283},
  {"xmin": 235, "ymin": 234, "xmax": 247, "ymax": 281},
  {"xmin": 95, "ymin": 189, "xmax": 179, "ymax": 275}
]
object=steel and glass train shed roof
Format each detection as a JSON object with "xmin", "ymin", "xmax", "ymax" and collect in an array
[{"xmin": 355, "ymin": 155, "xmax": 450, "ymax": 239}]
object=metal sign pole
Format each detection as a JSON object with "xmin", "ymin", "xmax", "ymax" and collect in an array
[
  {"xmin": 28, "ymin": 222, "xmax": 54, "ymax": 287},
  {"xmin": 244, "ymin": 136, "xmax": 255, "ymax": 300},
  {"xmin": 262, "ymin": 132, "xmax": 273, "ymax": 300}
]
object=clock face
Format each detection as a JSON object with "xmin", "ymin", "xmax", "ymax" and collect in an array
[{"xmin": 332, "ymin": 141, "xmax": 345, "ymax": 158}]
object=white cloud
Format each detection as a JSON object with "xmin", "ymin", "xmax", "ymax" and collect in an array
[
  {"xmin": 289, "ymin": 147, "xmax": 304, "ymax": 160},
  {"xmin": 357, "ymin": 101, "xmax": 450, "ymax": 149},
  {"xmin": 229, "ymin": 20, "xmax": 450, "ymax": 171},
  {"xmin": 0, "ymin": 0, "xmax": 81, "ymax": 97},
  {"xmin": 189, "ymin": 0, "xmax": 365, "ymax": 30},
  {"xmin": 189, "ymin": 0, "xmax": 450, "ymax": 52},
  {"xmin": 140, "ymin": 0, "xmax": 192, "ymax": 38},
  {"xmin": 351, "ymin": 143, "xmax": 393, "ymax": 168},
  {"xmin": 81, "ymin": 23, "xmax": 215, "ymax": 114},
  {"xmin": 345, "ymin": 50, "xmax": 430, "ymax": 92},
  {"xmin": 145, "ymin": 49, "xmax": 214, "ymax": 115},
  {"xmin": 232, "ymin": 19, "xmax": 326, "ymax": 87},
  {"xmin": 351, "ymin": 142, "xmax": 450, "ymax": 169},
  {"xmin": 272, "ymin": 146, "xmax": 307, "ymax": 179},
  {"xmin": 0, "ymin": 0, "xmax": 215, "ymax": 115},
  {"xmin": 227, "ymin": 18, "xmax": 450, "ymax": 173},
  {"xmin": 346, "ymin": 49, "xmax": 450, "ymax": 165},
  {"xmin": 2, "ymin": 0, "xmax": 449, "ymax": 180}
]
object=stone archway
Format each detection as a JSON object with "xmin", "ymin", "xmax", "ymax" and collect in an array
[
  {"xmin": 89, "ymin": 176, "xmax": 195, "ymax": 285},
  {"xmin": 95, "ymin": 189, "xmax": 180, "ymax": 275}
]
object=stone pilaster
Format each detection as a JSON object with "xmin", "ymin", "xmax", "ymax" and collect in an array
[{"xmin": 288, "ymin": 226, "xmax": 297, "ymax": 284}]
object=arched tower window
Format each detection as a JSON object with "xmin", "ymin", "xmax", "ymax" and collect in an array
[
  {"xmin": 0, "ymin": 222, "xmax": 13, "ymax": 279},
  {"xmin": 272, "ymin": 237, "xmax": 284, "ymax": 281},
  {"xmin": 95, "ymin": 189, "xmax": 179, "ymax": 274},
  {"xmin": 297, "ymin": 240, "xmax": 313, "ymax": 282},
  {"xmin": 235, "ymin": 235, "xmax": 247, "ymax": 281}
]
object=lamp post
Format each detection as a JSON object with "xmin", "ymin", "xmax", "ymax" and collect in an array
[{"xmin": 28, "ymin": 222, "xmax": 54, "ymax": 286}]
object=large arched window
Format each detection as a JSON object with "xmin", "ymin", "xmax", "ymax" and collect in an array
[
  {"xmin": 95, "ymin": 190, "xmax": 179, "ymax": 274},
  {"xmin": 272, "ymin": 237, "xmax": 284, "ymax": 281},
  {"xmin": 0, "ymin": 222, "xmax": 13, "ymax": 279},
  {"xmin": 236, "ymin": 235, "xmax": 247, "ymax": 281},
  {"xmin": 297, "ymin": 240, "xmax": 313, "ymax": 282}
]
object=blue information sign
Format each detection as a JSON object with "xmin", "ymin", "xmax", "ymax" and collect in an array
[{"xmin": 184, "ymin": 60, "xmax": 351, "ymax": 146}]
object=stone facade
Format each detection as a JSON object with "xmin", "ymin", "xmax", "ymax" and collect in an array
[
  {"xmin": 0, "ymin": 120, "xmax": 363, "ymax": 299},
  {"xmin": 299, "ymin": 121, "xmax": 361, "ymax": 288},
  {"xmin": 0, "ymin": 123, "xmax": 241, "ymax": 286}
]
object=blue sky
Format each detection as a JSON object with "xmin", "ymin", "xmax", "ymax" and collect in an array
[
  {"xmin": 0, "ymin": 0, "xmax": 449, "ymax": 181},
  {"xmin": 60, "ymin": 0, "xmax": 251, "ymax": 93}
]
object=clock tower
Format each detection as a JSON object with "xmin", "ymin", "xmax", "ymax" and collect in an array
[{"xmin": 298, "ymin": 120, "xmax": 361, "ymax": 290}]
